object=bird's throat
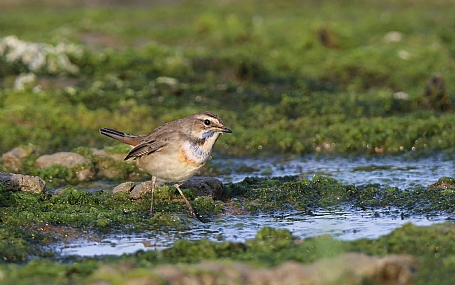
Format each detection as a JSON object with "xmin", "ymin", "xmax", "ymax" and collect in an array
[{"xmin": 183, "ymin": 133, "xmax": 220, "ymax": 164}]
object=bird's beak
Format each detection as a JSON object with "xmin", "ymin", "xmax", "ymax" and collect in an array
[{"xmin": 221, "ymin": 127, "xmax": 232, "ymax": 133}]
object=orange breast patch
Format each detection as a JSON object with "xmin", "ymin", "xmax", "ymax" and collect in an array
[{"xmin": 178, "ymin": 147, "xmax": 204, "ymax": 167}]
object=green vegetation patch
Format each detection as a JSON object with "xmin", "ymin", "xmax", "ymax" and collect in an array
[{"xmin": 224, "ymin": 175, "xmax": 455, "ymax": 215}]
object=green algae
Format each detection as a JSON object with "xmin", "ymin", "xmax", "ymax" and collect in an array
[
  {"xmin": 40, "ymin": 165, "xmax": 77, "ymax": 185},
  {"xmin": 223, "ymin": 175, "xmax": 455, "ymax": 215}
]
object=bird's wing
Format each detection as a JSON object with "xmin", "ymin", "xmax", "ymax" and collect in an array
[{"xmin": 124, "ymin": 129, "xmax": 179, "ymax": 160}]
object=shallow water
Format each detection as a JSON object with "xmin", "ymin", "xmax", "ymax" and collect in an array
[
  {"xmin": 59, "ymin": 154, "xmax": 455, "ymax": 257},
  {"xmin": 216, "ymin": 154, "xmax": 455, "ymax": 188}
]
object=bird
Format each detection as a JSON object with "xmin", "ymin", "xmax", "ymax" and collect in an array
[{"xmin": 99, "ymin": 111, "xmax": 232, "ymax": 218}]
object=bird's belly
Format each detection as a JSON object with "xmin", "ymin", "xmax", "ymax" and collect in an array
[{"xmin": 137, "ymin": 153, "xmax": 203, "ymax": 183}]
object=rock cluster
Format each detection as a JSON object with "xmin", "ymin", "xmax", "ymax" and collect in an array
[
  {"xmin": 0, "ymin": 146, "xmax": 224, "ymax": 198},
  {"xmin": 1, "ymin": 146, "xmax": 125, "ymax": 184}
]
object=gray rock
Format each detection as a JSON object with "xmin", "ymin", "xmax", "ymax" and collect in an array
[
  {"xmin": 130, "ymin": 181, "xmax": 152, "ymax": 199},
  {"xmin": 36, "ymin": 152, "xmax": 95, "ymax": 181},
  {"xmin": 36, "ymin": 152, "xmax": 89, "ymax": 168},
  {"xmin": 74, "ymin": 164, "xmax": 95, "ymax": 181},
  {"xmin": 0, "ymin": 172, "xmax": 46, "ymax": 193},
  {"xmin": 53, "ymin": 187, "xmax": 68, "ymax": 195},
  {"xmin": 112, "ymin": 181, "xmax": 136, "ymax": 194},
  {"xmin": 1, "ymin": 146, "xmax": 37, "ymax": 171},
  {"xmin": 90, "ymin": 148, "xmax": 126, "ymax": 162},
  {"xmin": 181, "ymin": 176, "xmax": 224, "ymax": 200}
]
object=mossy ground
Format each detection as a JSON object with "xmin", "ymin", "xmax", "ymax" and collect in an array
[{"xmin": 1, "ymin": 0, "xmax": 455, "ymax": 284}]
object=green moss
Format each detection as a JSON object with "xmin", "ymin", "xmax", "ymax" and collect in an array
[
  {"xmin": 231, "ymin": 175, "xmax": 455, "ymax": 215},
  {"xmin": 246, "ymin": 227, "xmax": 296, "ymax": 261},
  {"xmin": 40, "ymin": 165, "xmax": 75, "ymax": 185},
  {"xmin": 0, "ymin": 186, "xmax": 195, "ymax": 238},
  {"xmin": 18, "ymin": 154, "xmax": 41, "ymax": 176},
  {"xmin": 0, "ymin": 226, "xmax": 55, "ymax": 263}
]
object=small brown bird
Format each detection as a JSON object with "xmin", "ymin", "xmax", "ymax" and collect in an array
[{"xmin": 99, "ymin": 111, "xmax": 232, "ymax": 218}]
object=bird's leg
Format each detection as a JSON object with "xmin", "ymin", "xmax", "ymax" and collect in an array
[
  {"xmin": 149, "ymin": 176, "xmax": 157, "ymax": 217},
  {"xmin": 174, "ymin": 183, "xmax": 196, "ymax": 218}
]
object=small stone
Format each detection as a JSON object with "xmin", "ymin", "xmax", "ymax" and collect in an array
[
  {"xmin": 36, "ymin": 152, "xmax": 89, "ymax": 168},
  {"xmin": 53, "ymin": 188, "xmax": 67, "ymax": 195},
  {"xmin": 1, "ymin": 146, "xmax": 36, "ymax": 171},
  {"xmin": 180, "ymin": 176, "xmax": 224, "ymax": 200},
  {"xmin": 36, "ymin": 152, "xmax": 95, "ymax": 181},
  {"xmin": 130, "ymin": 181, "xmax": 152, "ymax": 199},
  {"xmin": 75, "ymin": 165, "xmax": 95, "ymax": 181},
  {"xmin": 113, "ymin": 181, "xmax": 136, "ymax": 194},
  {"xmin": 0, "ymin": 172, "xmax": 46, "ymax": 193},
  {"xmin": 384, "ymin": 31, "xmax": 403, "ymax": 43}
]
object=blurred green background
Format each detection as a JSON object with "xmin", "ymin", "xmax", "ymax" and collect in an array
[{"xmin": 1, "ymin": 0, "xmax": 455, "ymax": 157}]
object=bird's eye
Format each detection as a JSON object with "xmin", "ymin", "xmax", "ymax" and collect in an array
[{"xmin": 203, "ymin": 119, "xmax": 211, "ymax": 126}]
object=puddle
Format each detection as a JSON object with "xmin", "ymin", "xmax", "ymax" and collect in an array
[
  {"xmin": 59, "ymin": 209, "xmax": 450, "ymax": 257},
  {"xmin": 214, "ymin": 154, "xmax": 455, "ymax": 189},
  {"xmin": 58, "ymin": 154, "xmax": 455, "ymax": 257}
]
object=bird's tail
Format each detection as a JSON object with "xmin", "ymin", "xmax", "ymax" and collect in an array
[{"xmin": 99, "ymin": 128, "xmax": 142, "ymax": 146}]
